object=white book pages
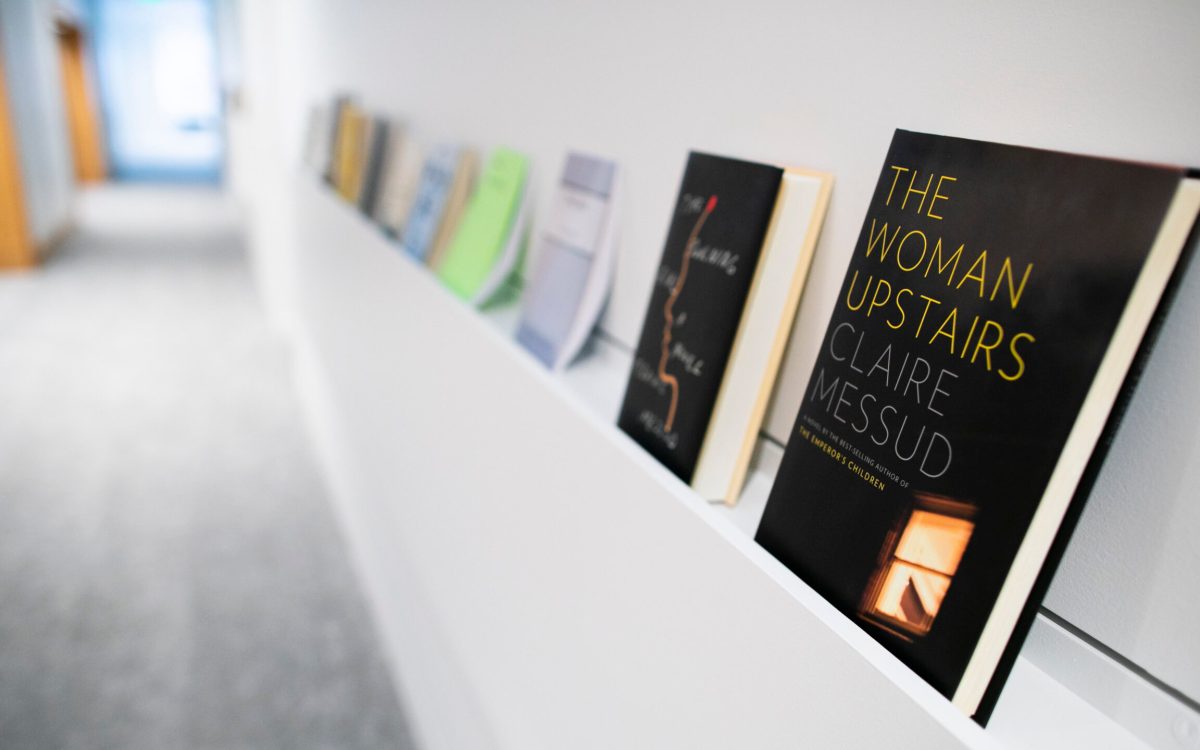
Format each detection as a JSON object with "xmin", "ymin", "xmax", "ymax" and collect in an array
[{"xmin": 691, "ymin": 169, "xmax": 833, "ymax": 505}]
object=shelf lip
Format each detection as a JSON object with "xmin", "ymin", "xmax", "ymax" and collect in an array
[{"xmin": 290, "ymin": 174, "xmax": 1184, "ymax": 748}]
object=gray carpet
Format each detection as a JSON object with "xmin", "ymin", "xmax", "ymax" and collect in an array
[{"xmin": 0, "ymin": 185, "xmax": 417, "ymax": 750}]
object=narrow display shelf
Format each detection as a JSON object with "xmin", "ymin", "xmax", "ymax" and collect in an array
[{"xmin": 281, "ymin": 175, "xmax": 1168, "ymax": 750}]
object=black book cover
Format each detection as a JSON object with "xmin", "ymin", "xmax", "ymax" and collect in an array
[
  {"xmin": 358, "ymin": 118, "xmax": 390, "ymax": 216},
  {"xmin": 617, "ymin": 152, "xmax": 783, "ymax": 482},
  {"xmin": 755, "ymin": 129, "xmax": 1191, "ymax": 719}
]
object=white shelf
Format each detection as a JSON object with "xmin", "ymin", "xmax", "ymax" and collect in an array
[{"xmin": 282, "ymin": 176, "xmax": 1181, "ymax": 750}]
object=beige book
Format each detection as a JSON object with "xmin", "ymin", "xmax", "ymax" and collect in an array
[
  {"xmin": 426, "ymin": 149, "xmax": 478, "ymax": 270},
  {"xmin": 691, "ymin": 168, "xmax": 833, "ymax": 505},
  {"xmin": 374, "ymin": 128, "xmax": 424, "ymax": 235}
]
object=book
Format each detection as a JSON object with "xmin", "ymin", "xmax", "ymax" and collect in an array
[
  {"xmin": 424, "ymin": 148, "xmax": 476, "ymax": 270},
  {"xmin": 334, "ymin": 105, "xmax": 367, "ymax": 202},
  {"xmin": 357, "ymin": 116, "xmax": 391, "ymax": 216},
  {"xmin": 373, "ymin": 125, "xmax": 424, "ymax": 236},
  {"xmin": 471, "ymin": 172, "xmax": 532, "ymax": 306},
  {"xmin": 755, "ymin": 129, "xmax": 1200, "ymax": 722},
  {"xmin": 346, "ymin": 114, "xmax": 373, "ymax": 205},
  {"xmin": 401, "ymin": 144, "xmax": 476, "ymax": 263},
  {"xmin": 437, "ymin": 147, "xmax": 530, "ymax": 303},
  {"xmin": 691, "ymin": 168, "xmax": 833, "ymax": 503},
  {"xmin": 618, "ymin": 151, "xmax": 816, "ymax": 493},
  {"xmin": 324, "ymin": 94, "xmax": 353, "ymax": 185},
  {"xmin": 516, "ymin": 152, "xmax": 621, "ymax": 370}
]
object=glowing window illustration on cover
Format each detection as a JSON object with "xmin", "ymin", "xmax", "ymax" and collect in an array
[{"xmin": 860, "ymin": 494, "xmax": 976, "ymax": 639}]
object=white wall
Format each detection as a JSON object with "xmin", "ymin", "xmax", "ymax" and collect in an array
[
  {"xmin": 233, "ymin": 0, "xmax": 1200, "ymax": 743},
  {"xmin": 289, "ymin": 181, "xmax": 1003, "ymax": 748},
  {"xmin": 0, "ymin": 0, "xmax": 76, "ymax": 250},
  {"xmin": 227, "ymin": 0, "xmax": 308, "ymax": 336}
]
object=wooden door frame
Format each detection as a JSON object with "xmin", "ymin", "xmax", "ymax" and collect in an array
[
  {"xmin": 0, "ymin": 40, "xmax": 35, "ymax": 269},
  {"xmin": 56, "ymin": 20, "xmax": 107, "ymax": 183}
]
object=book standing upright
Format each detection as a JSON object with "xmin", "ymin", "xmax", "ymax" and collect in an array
[{"xmin": 756, "ymin": 129, "xmax": 1200, "ymax": 722}]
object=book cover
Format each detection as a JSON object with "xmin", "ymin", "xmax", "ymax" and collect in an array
[
  {"xmin": 334, "ymin": 105, "xmax": 366, "ymax": 201},
  {"xmin": 755, "ymin": 129, "xmax": 1200, "ymax": 721},
  {"xmin": 437, "ymin": 147, "xmax": 529, "ymax": 301},
  {"xmin": 470, "ymin": 169, "xmax": 532, "ymax": 307},
  {"xmin": 516, "ymin": 152, "xmax": 620, "ymax": 370},
  {"xmin": 373, "ymin": 127, "xmax": 423, "ymax": 237},
  {"xmin": 616, "ymin": 152, "xmax": 784, "ymax": 482},
  {"xmin": 323, "ymin": 94, "xmax": 352, "ymax": 185},
  {"xmin": 425, "ymin": 148, "xmax": 477, "ymax": 270},
  {"xmin": 690, "ymin": 168, "xmax": 833, "ymax": 504},
  {"xmin": 346, "ymin": 114, "xmax": 372, "ymax": 205},
  {"xmin": 357, "ymin": 116, "xmax": 391, "ymax": 216},
  {"xmin": 329, "ymin": 100, "xmax": 353, "ymax": 191},
  {"xmin": 403, "ymin": 144, "xmax": 468, "ymax": 263}
]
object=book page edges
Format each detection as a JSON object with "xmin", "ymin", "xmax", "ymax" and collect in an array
[{"xmin": 690, "ymin": 168, "xmax": 833, "ymax": 504}]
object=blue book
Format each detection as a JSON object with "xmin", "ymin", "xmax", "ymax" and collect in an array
[{"xmin": 402, "ymin": 145, "xmax": 474, "ymax": 263}]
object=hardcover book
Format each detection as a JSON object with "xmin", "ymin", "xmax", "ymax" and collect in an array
[
  {"xmin": 334, "ymin": 105, "xmax": 367, "ymax": 202},
  {"xmin": 357, "ymin": 116, "xmax": 391, "ymax": 216},
  {"xmin": 303, "ymin": 103, "xmax": 333, "ymax": 174},
  {"xmin": 437, "ymin": 147, "xmax": 530, "ymax": 303},
  {"xmin": 691, "ymin": 168, "xmax": 833, "ymax": 503},
  {"xmin": 329, "ymin": 100, "xmax": 352, "ymax": 191},
  {"xmin": 402, "ymin": 144, "xmax": 476, "ymax": 264},
  {"xmin": 424, "ymin": 148, "xmax": 476, "ymax": 270},
  {"xmin": 347, "ymin": 114, "xmax": 373, "ymax": 205},
  {"xmin": 373, "ymin": 125, "xmax": 423, "ymax": 236},
  {"xmin": 516, "ymin": 152, "xmax": 620, "ymax": 370},
  {"xmin": 323, "ymin": 94, "xmax": 353, "ymax": 185},
  {"xmin": 619, "ymin": 151, "xmax": 822, "ymax": 492},
  {"xmin": 755, "ymin": 129, "xmax": 1200, "ymax": 722}
]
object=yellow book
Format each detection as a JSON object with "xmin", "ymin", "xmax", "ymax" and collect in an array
[
  {"xmin": 347, "ymin": 115, "xmax": 373, "ymax": 205},
  {"xmin": 329, "ymin": 101, "xmax": 355, "ymax": 193},
  {"xmin": 336, "ymin": 106, "xmax": 364, "ymax": 200}
]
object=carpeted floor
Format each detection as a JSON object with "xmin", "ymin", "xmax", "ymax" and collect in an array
[{"xmin": 0, "ymin": 185, "xmax": 417, "ymax": 750}]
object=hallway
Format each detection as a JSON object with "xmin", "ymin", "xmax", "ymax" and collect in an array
[{"xmin": 0, "ymin": 186, "xmax": 417, "ymax": 750}]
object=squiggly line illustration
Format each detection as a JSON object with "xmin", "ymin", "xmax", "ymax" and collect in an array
[{"xmin": 659, "ymin": 195, "xmax": 717, "ymax": 432}]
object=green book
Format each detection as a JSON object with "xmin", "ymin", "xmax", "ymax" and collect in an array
[{"xmin": 437, "ymin": 147, "xmax": 530, "ymax": 302}]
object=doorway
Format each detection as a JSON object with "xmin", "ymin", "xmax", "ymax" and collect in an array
[
  {"xmin": 90, "ymin": 0, "xmax": 223, "ymax": 182},
  {"xmin": 0, "ymin": 48, "xmax": 34, "ymax": 268},
  {"xmin": 56, "ymin": 21, "xmax": 107, "ymax": 183}
]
